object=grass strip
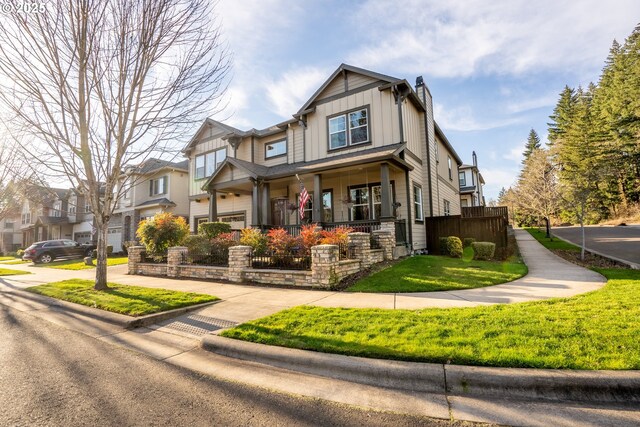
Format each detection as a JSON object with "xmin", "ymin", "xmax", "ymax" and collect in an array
[
  {"xmin": 26, "ymin": 279, "xmax": 218, "ymax": 317},
  {"xmin": 525, "ymin": 227, "xmax": 581, "ymax": 251},
  {"xmin": 221, "ymin": 268, "xmax": 639, "ymax": 370},
  {"xmin": 37, "ymin": 257, "xmax": 129, "ymax": 270},
  {"xmin": 0, "ymin": 268, "xmax": 31, "ymax": 276},
  {"xmin": 347, "ymin": 246, "xmax": 527, "ymax": 292}
]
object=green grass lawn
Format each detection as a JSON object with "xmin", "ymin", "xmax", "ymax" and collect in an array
[
  {"xmin": 0, "ymin": 268, "xmax": 30, "ymax": 276},
  {"xmin": 0, "ymin": 256, "xmax": 17, "ymax": 261},
  {"xmin": 525, "ymin": 227, "xmax": 580, "ymax": 251},
  {"xmin": 1, "ymin": 260, "xmax": 30, "ymax": 265},
  {"xmin": 36, "ymin": 257, "xmax": 129, "ymax": 270},
  {"xmin": 221, "ymin": 268, "xmax": 639, "ymax": 370},
  {"xmin": 26, "ymin": 279, "xmax": 218, "ymax": 316},
  {"xmin": 347, "ymin": 247, "xmax": 527, "ymax": 292}
]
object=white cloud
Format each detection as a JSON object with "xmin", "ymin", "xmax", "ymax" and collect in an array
[
  {"xmin": 434, "ymin": 102, "xmax": 522, "ymax": 132},
  {"xmin": 481, "ymin": 167, "xmax": 520, "ymax": 198},
  {"xmin": 505, "ymin": 93, "xmax": 558, "ymax": 114},
  {"xmin": 266, "ymin": 67, "xmax": 330, "ymax": 117},
  {"xmin": 348, "ymin": 0, "xmax": 639, "ymax": 78}
]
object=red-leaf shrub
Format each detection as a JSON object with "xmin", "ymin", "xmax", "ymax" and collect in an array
[
  {"xmin": 298, "ymin": 224, "xmax": 321, "ymax": 255},
  {"xmin": 319, "ymin": 226, "xmax": 353, "ymax": 246}
]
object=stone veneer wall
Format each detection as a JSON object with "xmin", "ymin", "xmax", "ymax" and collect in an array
[{"xmin": 127, "ymin": 230, "xmax": 396, "ymax": 289}]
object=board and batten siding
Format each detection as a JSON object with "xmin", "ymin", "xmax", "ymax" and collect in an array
[
  {"xmin": 401, "ymin": 100, "xmax": 423, "ymax": 159},
  {"xmin": 305, "ymin": 88, "xmax": 400, "ymax": 162},
  {"xmin": 188, "ymin": 132, "xmax": 229, "ymax": 197}
]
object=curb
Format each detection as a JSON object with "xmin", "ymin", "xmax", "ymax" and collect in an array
[
  {"xmin": 552, "ymin": 233, "xmax": 640, "ymax": 270},
  {"xmin": 4, "ymin": 288, "xmax": 219, "ymax": 329},
  {"xmin": 201, "ymin": 335, "xmax": 640, "ymax": 403}
]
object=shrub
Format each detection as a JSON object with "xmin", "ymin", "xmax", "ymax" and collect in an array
[
  {"xmin": 91, "ymin": 245, "xmax": 114, "ymax": 258},
  {"xmin": 472, "ymin": 242, "xmax": 496, "ymax": 260},
  {"xmin": 199, "ymin": 222, "xmax": 231, "ymax": 239},
  {"xmin": 463, "ymin": 237, "xmax": 476, "ymax": 248},
  {"xmin": 211, "ymin": 232, "xmax": 239, "ymax": 250},
  {"xmin": 267, "ymin": 228, "xmax": 297, "ymax": 259},
  {"xmin": 446, "ymin": 236, "xmax": 463, "ymax": 258},
  {"xmin": 320, "ymin": 226, "xmax": 352, "ymax": 246},
  {"xmin": 16, "ymin": 249, "xmax": 24, "ymax": 257},
  {"xmin": 239, "ymin": 228, "xmax": 268, "ymax": 255},
  {"xmin": 183, "ymin": 234, "xmax": 210, "ymax": 256},
  {"xmin": 298, "ymin": 224, "xmax": 321, "ymax": 255},
  {"xmin": 439, "ymin": 237, "xmax": 449, "ymax": 254},
  {"xmin": 136, "ymin": 213, "xmax": 189, "ymax": 258}
]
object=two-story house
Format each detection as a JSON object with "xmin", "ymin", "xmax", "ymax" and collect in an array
[
  {"xmin": 20, "ymin": 187, "xmax": 71, "ymax": 246},
  {"xmin": 459, "ymin": 151, "xmax": 485, "ymax": 208},
  {"xmin": 113, "ymin": 158, "xmax": 189, "ymax": 251},
  {"xmin": 184, "ymin": 64, "xmax": 462, "ymax": 254},
  {"xmin": 0, "ymin": 215, "xmax": 21, "ymax": 253}
]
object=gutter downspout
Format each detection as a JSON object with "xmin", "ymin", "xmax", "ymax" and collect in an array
[
  {"xmin": 421, "ymin": 84, "xmax": 434, "ymax": 217},
  {"xmin": 395, "ymin": 84, "xmax": 412, "ymax": 251}
]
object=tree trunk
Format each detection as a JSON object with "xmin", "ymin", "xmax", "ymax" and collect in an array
[
  {"xmin": 94, "ymin": 220, "xmax": 109, "ymax": 290},
  {"xmin": 544, "ymin": 217, "xmax": 551, "ymax": 238},
  {"xmin": 580, "ymin": 201, "xmax": 586, "ymax": 262}
]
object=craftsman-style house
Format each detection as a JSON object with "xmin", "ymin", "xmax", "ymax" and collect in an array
[{"xmin": 184, "ymin": 64, "xmax": 462, "ymax": 254}]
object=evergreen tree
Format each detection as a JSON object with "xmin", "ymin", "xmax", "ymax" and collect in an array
[
  {"xmin": 547, "ymin": 86, "xmax": 577, "ymax": 146},
  {"xmin": 522, "ymin": 129, "xmax": 541, "ymax": 164}
]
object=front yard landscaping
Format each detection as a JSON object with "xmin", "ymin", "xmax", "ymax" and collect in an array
[
  {"xmin": 347, "ymin": 246, "xmax": 527, "ymax": 292},
  {"xmin": 221, "ymin": 267, "xmax": 640, "ymax": 370},
  {"xmin": 26, "ymin": 279, "xmax": 218, "ymax": 316},
  {"xmin": 34, "ymin": 256, "xmax": 129, "ymax": 270},
  {"xmin": 0, "ymin": 267, "xmax": 30, "ymax": 276}
]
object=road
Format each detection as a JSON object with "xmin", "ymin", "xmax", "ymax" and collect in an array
[
  {"xmin": 552, "ymin": 226, "xmax": 640, "ymax": 267},
  {"xmin": 0, "ymin": 305, "xmax": 467, "ymax": 427}
]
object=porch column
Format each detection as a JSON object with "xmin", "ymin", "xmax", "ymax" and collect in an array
[
  {"xmin": 380, "ymin": 162, "xmax": 393, "ymax": 220},
  {"xmin": 312, "ymin": 174, "xmax": 322, "ymax": 223},
  {"xmin": 261, "ymin": 182, "xmax": 271, "ymax": 225},
  {"xmin": 208, "ymin": 192, "xmax": 217, "ymax": 222},
  {"xmin": 251, "ymin": 179, "xmax": 260, "ymax": 226}
]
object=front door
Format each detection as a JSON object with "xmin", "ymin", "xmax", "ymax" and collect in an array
[{"xmin": 271, "ymin": 198, "xmax": 288, "ymax": 226}]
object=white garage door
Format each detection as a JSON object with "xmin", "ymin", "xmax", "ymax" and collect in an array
[{"xmin": 107, "ymin": 227, "xmax": 123, "ymax": 253}]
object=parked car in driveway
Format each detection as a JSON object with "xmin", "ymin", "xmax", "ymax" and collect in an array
[{"xmin": 22, "ymin": 239, "xmax": 97, "ymax": 264}]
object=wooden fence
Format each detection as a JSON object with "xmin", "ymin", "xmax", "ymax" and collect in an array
[
  {"xmin": 425, "ymin": 214, "xmax": 508, "ymax": 255},
  {"xmin": 461, "ymin": 206, "xmax": 509, "ymax": 219}
]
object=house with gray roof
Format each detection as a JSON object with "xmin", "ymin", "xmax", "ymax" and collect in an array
[
  {"xmin": 184, "ymin": 64, "xmax": 463, "ymax": 254},
  {"xmin": 459, "ymin": 151, "xmax": 486, "ymax": 208}
]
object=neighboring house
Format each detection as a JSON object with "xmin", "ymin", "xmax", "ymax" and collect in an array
[
  {"xmin": 113, "ymin": 158, "xmax": 190, "ymax": 251},
  {"xmin": 66, "ymin": 188, "xmax": 97, "ymax": 245},
  {"xmin": 19, "ymin": 187, "xmax": 71, "ymax": 247},
  {"xmin": 459, "ymin": 151, "xmax": 486, "ymax": 208},
  {"xmin": 0, "ymin": 215, "xmax": 22, "ymax": 253},
  {"xmin": 183, "ymin": 64, "xmax": 462, "ymax": 254}
]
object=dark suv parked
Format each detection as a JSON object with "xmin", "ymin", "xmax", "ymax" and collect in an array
[{"xmin": 23, "ymin": 240, "xmax": 97, "ymax": 264}]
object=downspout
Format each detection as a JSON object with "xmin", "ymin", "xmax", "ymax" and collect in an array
[
  {"xmin": 421, "ymin": 84, "xmax": 434, "ymax": 217},
  {"xmin": 395, "ymin": 84, "xmax": 412, "ymax": 250}
]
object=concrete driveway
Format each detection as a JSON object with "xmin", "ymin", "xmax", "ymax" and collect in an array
[{"xmin": 552, "ymin": 225, "xmax": 640, "ymax": 268}]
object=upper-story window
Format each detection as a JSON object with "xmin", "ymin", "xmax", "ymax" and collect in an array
[
  {"xmin": 265, "ymin": 140, "xmax": 286, "ymax": 159},
  {"xmin": 195, "ymin": 147, "xmax": 227, "ymax": 180},
  {"xmin": 413, "ymin": 184, "xmax": 424, "ymax": 221},
  {"xmin": 459, "ymin": 171, "xmax": 466, "ymax": 187},
  {"xmin": 447, "ymin": 156, "xmax": 452, "ymax": 180},
  {"xmin": 328, "ymin": 107, "xmax": 369, "ymax": 150},
  {"xmin": 53, "ymin": 201, "xmax": 61, "ymax": 217},
  {"xmin": 85, "ymin": 202, "xmax": 91, "ymax": 213},
  {"xmin": 149, "ymin": 176, "xmax": 167, "ymax": 196},
  {"xmin": 21, "ymin": 212, "xmax": 31, "ymax": 224}
]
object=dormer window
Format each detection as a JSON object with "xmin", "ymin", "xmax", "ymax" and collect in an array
[
  {"xmin": 328, "ymin": 106, "xmax": 370, "ymax": 150},
  {"xmin": 265, "ymin": 140, "xmax": 286, "ymax": 159}
]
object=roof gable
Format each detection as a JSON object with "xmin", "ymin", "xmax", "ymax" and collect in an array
[
  {"xmin": 296, "ymin": 64, "xmax": 399, "ymax": 114},
  {"xmin": 183, "ymin": 118, "xmax": 244, "ymax": 153}
]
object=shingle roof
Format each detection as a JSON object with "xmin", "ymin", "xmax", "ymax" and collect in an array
[
  {"xmin": 137, "ymin": 198, "xmax": 176, "ymax": 208},
  {"xmin": 131, "ymin": 158, "xmax": 188, "ymax": 175},
  {"xmin": 460, "ymin": 186, "xmax": 477, "ymax": 194}
]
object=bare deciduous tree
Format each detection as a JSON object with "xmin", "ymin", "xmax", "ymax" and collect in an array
[{"xmin": 0, "ymin": 0, "xmax": 230, "ymax": 289}]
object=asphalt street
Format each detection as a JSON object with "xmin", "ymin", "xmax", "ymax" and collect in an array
[
  {"xmin": 551, "ymin": 226, "xmax": 640, "ymax": 266},
  {"xmin": 0, "ymin": 305, "xmax": 475, "ymax": 427}
]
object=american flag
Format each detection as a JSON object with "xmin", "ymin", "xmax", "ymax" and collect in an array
[{"xmin": 299, "ymin": 181, "xmax": 310, "ymax": 220}]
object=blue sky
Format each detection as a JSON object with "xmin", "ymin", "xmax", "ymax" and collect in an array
[{"xmin": 211, "ymin": 0, "xmax": 639, "ymax": 201}]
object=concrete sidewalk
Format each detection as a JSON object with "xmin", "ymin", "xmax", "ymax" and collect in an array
[{"xmin": 0, "ymin": 229, "xmax": 607, "ymax": 326}]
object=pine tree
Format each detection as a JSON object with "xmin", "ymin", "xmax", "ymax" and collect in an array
[
  {"xmin": 522, "ymin": 129, "xmax": 541, "ymax": 164},
  {"xmin": 547, "ymin": 86, "xmax": 577, "ymax": 146}
]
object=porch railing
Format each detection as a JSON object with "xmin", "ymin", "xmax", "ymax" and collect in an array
[{"xmin": 323, "ymin": 220, "xmax": 381, "ymax": 234}]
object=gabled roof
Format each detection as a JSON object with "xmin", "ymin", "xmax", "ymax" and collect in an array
[
  {"xmin": 127, "ymin": 158, "xmax": 188, "ymax": 175},
  {"xmin": 182, "ymin": 118, "xmax": 245, "ymax": 153},
  {"xmin": 434, "ymin": 122, "xmax": 463, "ymax": 166},
  {"xmin": 296, "ymin": 64, "xmax": 400, "ymax": 115},
  {"xmin": 137, "ymin": 198, "xmax": 176, "ymax": 208}
]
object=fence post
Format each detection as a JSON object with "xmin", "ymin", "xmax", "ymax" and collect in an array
[
  {"xmin": 127, "ymin": 246, "xmax": 145, "ymax": 275},
  {"xmin": 372, "ymin": 230, "xmax": 394, "ymax": 260},
  {"xmin": 311, "ymin": 244, "xmax": 339, "ymax": 288},
  {"xmin": 347, "ymin": 232, "xmax": 371, "ymax": 268},
  {"xmin": 228, "ymin": 245, "xmax": 252, "ymax": 283},
  {"xmin": 167, "ymin": 246, "xmax": 188, "ymax": 278}
]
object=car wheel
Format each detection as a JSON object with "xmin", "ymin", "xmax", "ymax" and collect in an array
[{"xmin": 38, "ymin": 253, "xmax": 53, "ymax": 264}]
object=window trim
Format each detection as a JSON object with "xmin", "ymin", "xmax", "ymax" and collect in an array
[
  {"xmin": 346, "ymin": 181, "xmax": 396, "ymax": 221},
  {"xmin": 296, "ymin": 189, "xmax": 333, "ymax": 224},
  {"xmin": 443, "ymin": 199, "xmax": 451, "ymax": 216},
  {"xmin": 413, "ymin": 182, "xmax": 424, "ymax": 223},
  {"xmin": 327, "ymin": 105, "xmax": 371, "ymax": 152},
  {"xmin": 194, "ymin": 147, "xmax": 227, "ymax": 181},
  {"xmin": 149, "ymin": 175, "xmax": 168, "ymax": 196},
  {"xmin": 216, "ymin": 211, "xmax": 247, "ymax": 229},
  {"xmin": 264, "ymin": 139, "xmax": 287, "ymax": 159},
  {"xmin": 447, "ymin": 156, "xmax": 452, "ymax": 180},
  {"xmin": 459, "ymin": 171, "xmax": 466, "ymax": 187}
]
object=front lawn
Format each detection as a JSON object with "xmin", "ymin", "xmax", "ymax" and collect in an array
[
  {"xmin": 347, "ymin": 247, "xmax": 527, "ymax": 292},
  {"xmin": 221, "ymin": 268, "xmax": 639, "ymax": 370},
  {"xmin": 525, "ymin": 227, "xmax": 580, "ymax": 251},
  {"xmin": 26, "ymin": 279, "xmax": 218, "ymax": 316},
  {"xmin": 0, "ymin": 268, "xmax": 30, "ymax": 276},
  {"xmin": 0, "ymin": 256, "xmax": 17, "ymax": 261},
  {"xmin": 36, "ymin": 257, "xmax": 129, "ymax": 270},
  {"xmin": 0, "ymin": 260, "xmax": 30, "ymax": 265}
]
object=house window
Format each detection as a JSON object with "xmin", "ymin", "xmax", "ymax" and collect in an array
[
  {"xmin": 328, "ymin": 107, "xmax": 369, "ymax": 150},
  {"xmin": 195, "ymin": 147, "xmax": 227, "ymax": 180},
  {"xmin": 443, "ymin": 199, "xmax": 451, "ymax": 216},
  {"xmin": 85, "ymin": 202, "xmax": 91, "ymax": 213},
  {"xmin": 53, "ymin": 202, "xmax": 61, "ymax": 217},
  {"xmin": 265, "ymin": 140, "xmax": 286, "ymax": 159},
  {"xmin": 297, "ymin": 191, "xmax": 333, "ymax": 224},
  {"xmin": 149, "ymin": 176, "xmax": 167, "ymax": 196},
  {"xmin": 448, "ymin": 156, "xmax": 452, "ymax": 180},
  {"xmin": 349, "ymin": 183, "xmax": 395, "ymax": 221},
  {"xmin": 413, "ymin": 184, "xmax": 424, "ymax": 221},
  {"xmin": 195, "ymin": 216, "xmax": 209, "ymax": 233},
  {"xmin": 21, "ymin": 213, "xmax": 31, "ymax": 224},
  {"xmin": 459, "ymin": 172, "xmax": 466, "ymax": 187},
  {"xmin": 218, "ymin": 213, "xmax": 246, "ymax": 230},
  {"xmin": 69, "ymin": 204, "xmax": 76, "ymax": 215}
]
